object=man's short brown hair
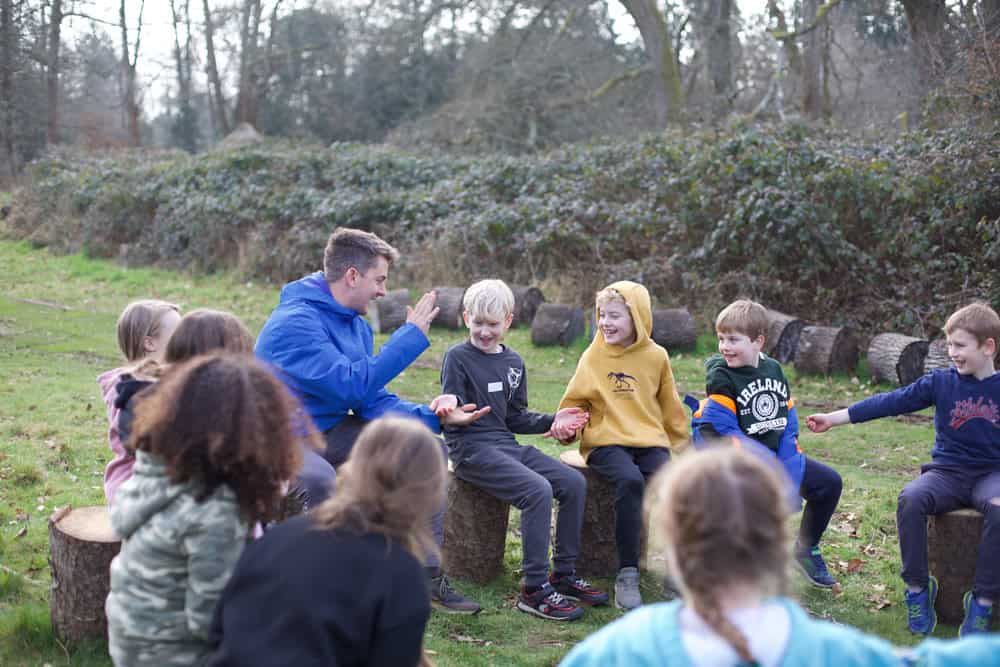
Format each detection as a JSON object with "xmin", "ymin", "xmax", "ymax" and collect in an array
[
  {"xmin": 715, "ymin": 299, "xmax": 769, "ymax": 341},
  {"xmin": 944, "ymin": 302, "xmax": 1000, "ymax": 347},
  {"xmin": 322, "ymin": 228, "xmax": 399, "ymax": 281}
]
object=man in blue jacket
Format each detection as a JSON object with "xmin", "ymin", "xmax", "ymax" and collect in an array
[{"xmin": 257, "ymin": 227, "xmax": 488, "ymax": 614}]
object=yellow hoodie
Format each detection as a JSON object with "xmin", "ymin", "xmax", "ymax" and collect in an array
[{"xmin": 558, "ymin": 281, "xmax": 689, "ymax": 461}]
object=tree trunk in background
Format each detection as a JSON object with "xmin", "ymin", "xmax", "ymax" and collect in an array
[
  {"xmin": 702, "ymin": 0, "xmax": 733, "ymax": 110},
  {"xmin": 802, "ymin": 0, "xmax": 824, "ymax": 118},
  {"xmin": 619, "ymin": 0, "xmax": 684, "ymax": 125},
  {"xmin": 202, "ymin": 0, "xmax": 230, "ymax": 136},
  {"xmin": 118, "ymin": 0, "xmax": 144, "ymax": 146},
  {"xmin": 767, "ymin": 0, "xmax": 803, "ymax": 78},
  {"xmin": 46, "ymin": 0, "xmax": 62, "ymax": 146},
  {"xmin": 0, "ymin": 0, "xmax": 15, "ymax": 179},
  {"xmin": 170, "ymin": 0, "xmax": 197, "ymax": 151},
  {"xmin": 984, "ymin": 0, "xmax": 1000, "ymax": 34},
  {"xmin": 901, "ymin": 0, "xmax": 951, "ymax": 74},
  {"xmin": 235, "ymin": 0, "xmax": 263, "ymax": 127}
]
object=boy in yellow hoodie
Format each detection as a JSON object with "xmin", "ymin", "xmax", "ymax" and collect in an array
[{"xmin": 558, "ymin": 281, "xmax": 689, "ymax": 610}]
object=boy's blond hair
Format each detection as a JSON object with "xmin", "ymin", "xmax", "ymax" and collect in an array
[
  {"xmin": 595, "ymin": 287, "xmax": 627, "ymax": 308},
  {"xmin": 463, "ymin": 279, "xmax": 514, "ymax": 320},
  {"xmin": 715, "ymin": 299, "xmax": 769, "ymax": 341},
  {"xmin": 944, "ymin": 302, "xmax": 1000, "ymax": 347}
]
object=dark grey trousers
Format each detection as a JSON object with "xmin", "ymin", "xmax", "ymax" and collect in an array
[
  {"xmin": 451, "ymin": 441, "xmax": 586, "ymax": 587},
  {"xmin": 897, "ymin": 463, "xmax": 1000, "ymax": 598}
]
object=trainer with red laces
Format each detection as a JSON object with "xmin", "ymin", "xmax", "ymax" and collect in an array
[
  {"xmin": 441, "ymin": 280, "xmax": 608, "ymax": 621},
  {"xmin": 256, "ymin": 227, "xmax": 490, "ymax": 615}
]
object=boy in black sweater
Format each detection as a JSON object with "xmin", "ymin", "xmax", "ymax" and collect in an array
[{"xmin": 441, "ymin": 279, "xmax": 608, "ymax": 620}]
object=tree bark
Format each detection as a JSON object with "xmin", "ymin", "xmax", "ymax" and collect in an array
[
  {"xmin": 0, "ymin": 0, "xmax": 17, "ymax": 179},
  {"xmin": 764, "ymin": 309, "xmax": 806, "ymax": 364},
  {"xmin": 431, "ymin": 286, "xmax": 466, "ymax": 330},
  {"xmin": 767, "ymin": 0, "xmax": 803, "ymax": 78},
  {"xmin": 441, "ymin": 471, "xmax": 510, "ymax": 584},
  {"xmin": 867, "ymin": 333, "xmax": 930, "ymax": 386},
  {"xmin": 531, "ymin": 303, "xmax": 586, "ymax": 347},
  {"xmin": 202, "ymin": 0, "xmax": 230, "ymax": 136},
  {"xmin": 49, "ymin": 506, "xmax": 122, "ymax": 647},
  {"xmin": 235, "ymin": 0, "xmax": 264, "ymax": 127},
  {"xmin": 46, "ymin": 0, "xmax": 62, "ymax": 146},
  {"xmin": 793, "ymin": 325, "xmax": 859, "ymax": 376},
  {"xmin": 901, "ymin": 0, "xmax": 951, "ymax": 73},
  {"xmin": 618, "ymin": 0, "xmax": 684, "ymax": 125},
  {"xmin": 119, "ymin": 0, "xmax": 144, "ymax": 147},
  {"xmin": 651, "ymin": 308, "xmax": 698, "ymax": 352},
  {"xmin": 928, "ymin": 509, "xmax": 983, "ymax": 625},
  {"xmin": 984, "ymin": 0, "xmax": 1000, "ymax": 34},
  {"xmin": 801, "ymin": 0, "xmax": 823, "ymax": 119}
]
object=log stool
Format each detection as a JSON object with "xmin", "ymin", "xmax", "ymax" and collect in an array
[
  {"xmin": 928, "ymin": 508, "xmax": 983, "ymax": 625},
  {"xmin": 558, "ymin": 450, "xmax": 648, "ymax": 578},
  {"xmin": 511, "ymin": 285, "xmax": 545, "ymax": 328},
  {"xmin": 924, "ymin": 339, "xmax": 952, "ymax": 374},
  {"xmin": 370, "ymin": 288, "xmax": 410, "ymax": 334},
  {"xmin": 764, "ymin": 309, "xmax": 806, "ymax": 363},
  {"xmin": 441, "ymin": 468, "xmax": 510, "ymax": 584},
  {"xmin": 431, "ymin": 287, "xmax": 466, "ymax": 329},
  {"xmin": 651, "ymin": 308, "xmax": 698, "ymax": 352},
  {"xmin": 531, "ymin": 304, "xmax": 585, "ymax": 347},
  {"xmin": 48, "ymin": 506, "xmax": 122, "ymax": 646},
  {"xmin": 867, "ymin": 333, "xmax": 929, "ymax": 386},
  {"xmin": 794, "ymin": 325, "xmax": 859, "ymax": 376}
]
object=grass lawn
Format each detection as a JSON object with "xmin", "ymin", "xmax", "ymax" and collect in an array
[{"xmin": 0, "ymin": 237, "xmax": 953, "ymax": 666}]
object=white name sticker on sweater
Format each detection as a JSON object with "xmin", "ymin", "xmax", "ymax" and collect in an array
[{"xmin": 488, "ymin": 382, "xmax": 504, "ymax": 392}]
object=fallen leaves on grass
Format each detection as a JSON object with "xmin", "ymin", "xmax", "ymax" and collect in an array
[
  {"xmin": 15, "ymin": 526, "xmax": 27, "ymax": 539},
  {"xmin": 866, "ymin": 592, "xmax": 893, "ymax": 611},
  {"xmin": 449, "ymin": 633, "xmax": 492, "ymax": 647},
  {"xmin": 836, "ymin": 558, "xmax": 865, "ymax": 574}
]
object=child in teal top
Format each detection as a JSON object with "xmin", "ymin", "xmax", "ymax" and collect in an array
[{"xmin": 559, "ymin": 447, "xmax": 899, "ymax": 667}]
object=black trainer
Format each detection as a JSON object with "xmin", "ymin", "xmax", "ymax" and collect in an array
[
  {"xmin": 549, "ymin": 572, "xmax": 610, "ymax": 606},
  {"xmin": 517, "ymin": 583, "xmax": 584, "ymax": 621},
  {"xmin": 429, "ymin": 573, "xmax": 481, "ymax": 614}
]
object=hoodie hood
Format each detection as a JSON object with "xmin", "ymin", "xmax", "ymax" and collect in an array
[
  {"xmin": 99, "ymin": 368, "xmax": 126, "ymax": 412},
  {"xmin": 109, "ymin": 450, "xmax": 190, "ymax": 539},
  {"xmin": 278, "ymin": 271, "xmax": 358, "ymax": 319},
  {"xmin": 591, "ymin": 281, "xmax": 654, "ymax": 358}
]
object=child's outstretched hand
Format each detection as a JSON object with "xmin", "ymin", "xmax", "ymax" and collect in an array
[
  {"xmin": 806, "ymin": 408, "xmax": 851, "ymax": 433},
  {"xmin": 429, "ymin": 393, "xmax": 458, "ymax": 417},
  {"xmin": 544, "ymin": 407, "xmax": 588, "ymax": 442},
  {"xmin": 806, "ymin": 413, "xmax": 834, "ymax": 433}
]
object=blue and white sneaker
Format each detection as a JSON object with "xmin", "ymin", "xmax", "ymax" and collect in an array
[
  {"xmin": 960, "ymin": 590, "xmax": 993, "ymax": 637},
  {"xmin": 794, "ymin": 543, "xmax": 837, "ymax": 588},
  {"xmin": 904, "ymin": 576, "xmax": 938, "ymax": 635}
]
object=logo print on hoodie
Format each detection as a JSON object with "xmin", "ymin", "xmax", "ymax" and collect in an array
[
  {"xmin": 608, "ymin": 372, "xmax": 637, "ymax": 392},
  {"xmin": 949, "ymin": 397, "xmax": 1000, "ymax": 430}
]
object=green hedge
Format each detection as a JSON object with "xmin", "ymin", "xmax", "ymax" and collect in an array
[{"xmin": 6, "ymin": 124, "xmax": 999, "ymax": 333}]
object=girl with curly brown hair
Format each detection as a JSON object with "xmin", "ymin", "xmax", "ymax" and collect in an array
[
  {"xmin": 559, "ymin": 447, "xmax": 902, "ymax": 667},
  {"xmin": 208, "ymin": 416, "xmax": 446, "ymax": 667},
  {"xmin": 105, "ymin": 354, "xmax": 303, "ymax": 667}
]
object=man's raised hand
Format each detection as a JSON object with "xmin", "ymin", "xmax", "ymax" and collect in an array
[
  {"xmin": 440, "ymin": 403, "xmax": 492, "ymax": 427},
  {"xmin": 406, "ymin": 291, "xmax": 439, "ymax": 336}
]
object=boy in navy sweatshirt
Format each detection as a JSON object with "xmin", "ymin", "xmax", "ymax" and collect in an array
[
  {"xmin": 441, "ymin": 279, "xmax": 609, "ymax": 621},
  {"xmin": 808, "ymin": 302, "xmax": 1000, "ymax": 637}
]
